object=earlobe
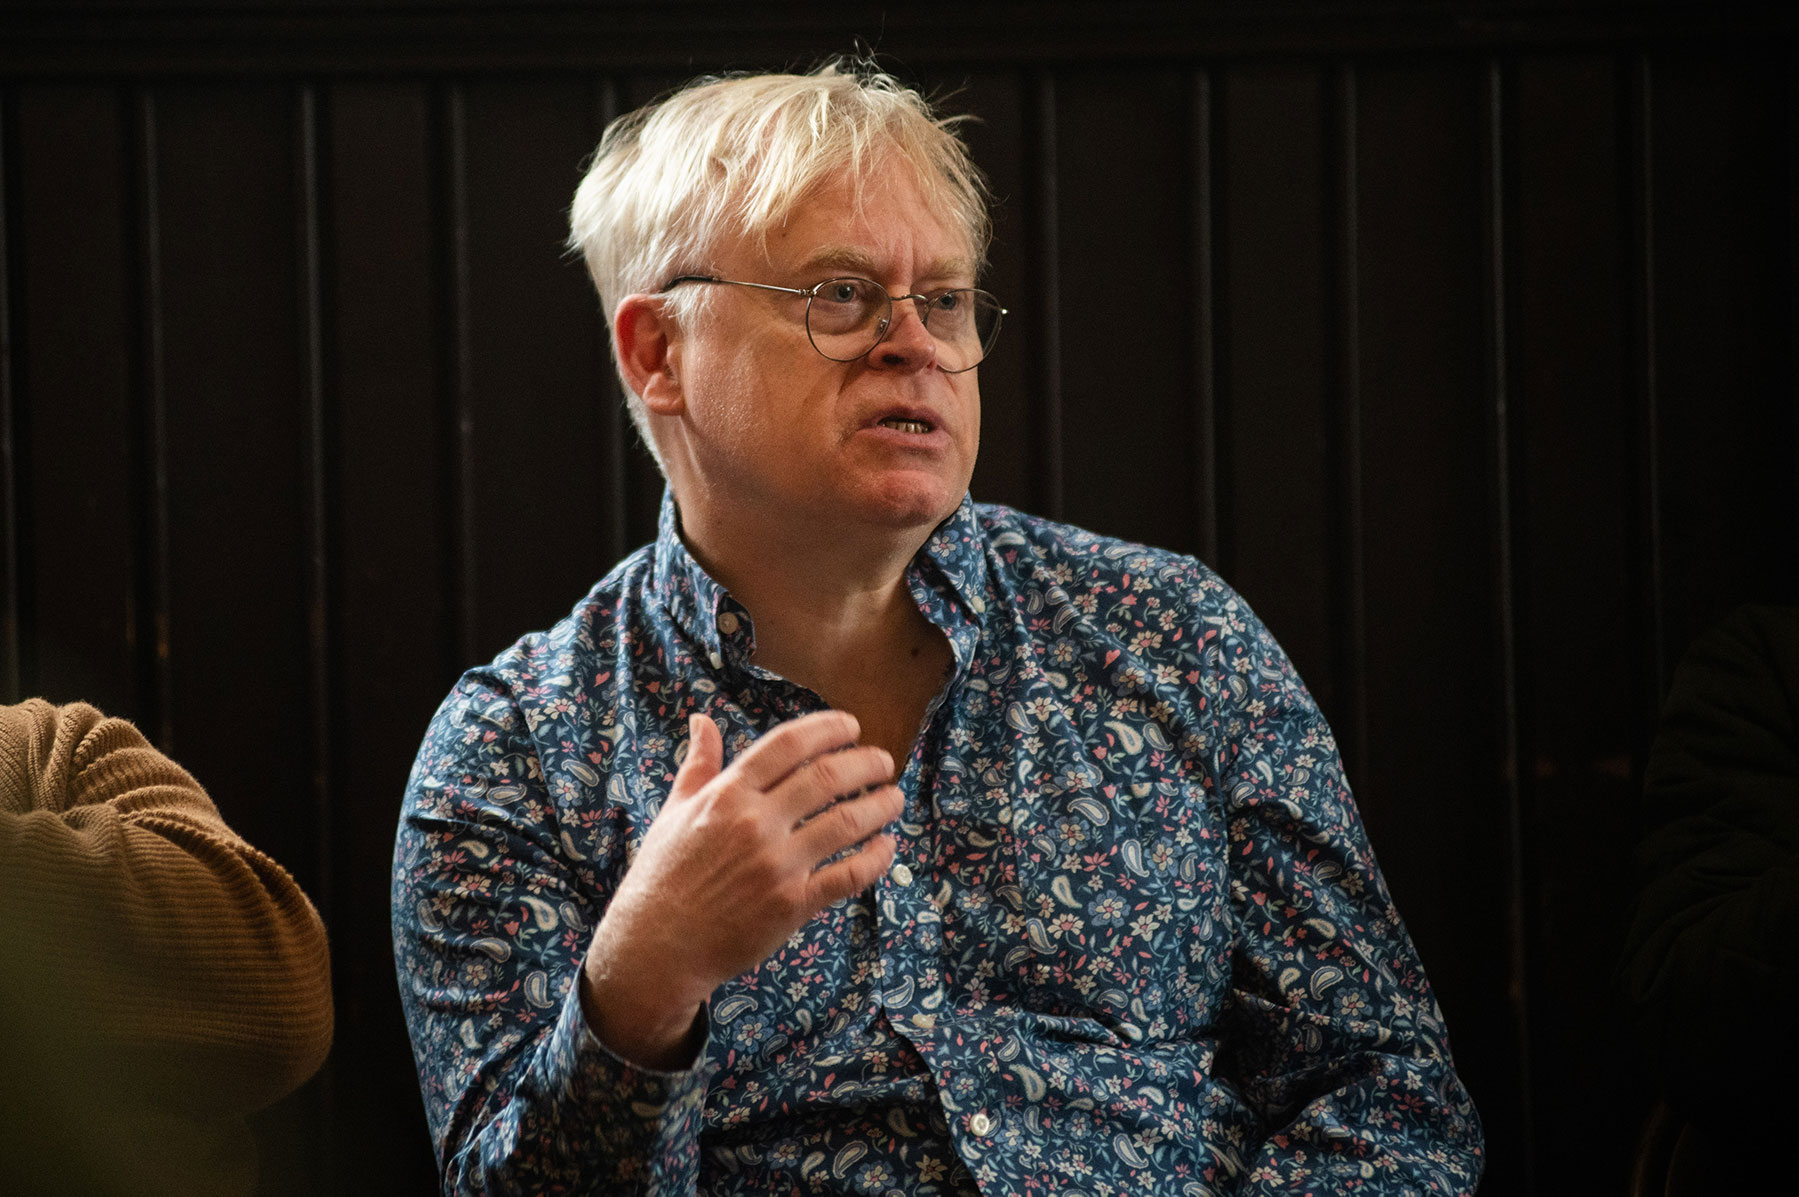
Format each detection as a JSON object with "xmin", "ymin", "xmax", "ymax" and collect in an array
[{"xmin": 615, "ymin": 295, "xmax": 684, "ymax": 415}]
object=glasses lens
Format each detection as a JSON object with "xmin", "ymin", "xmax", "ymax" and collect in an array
[
  {"xmin": 804, "ymin": 279, "xmax": 1006, "ymax": 369},
  {"xmin": 805, "ymin": 278, "xmax": 889, "ymax": 360},
  {"xmin": 926, "ymin": 290, "xmax": 1004, "ymax": 372}
]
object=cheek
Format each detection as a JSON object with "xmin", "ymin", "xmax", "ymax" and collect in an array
[
  {"xmin": 694, "ymin": 353, "xmax": 767, "ymax": 441},
  {"xmin": 707, "ymin": 353, "xmax": 841, "ymax": 449},
  {"xmin": 957, "ymin": 380, "xmax": 982, "ymax": 458}
]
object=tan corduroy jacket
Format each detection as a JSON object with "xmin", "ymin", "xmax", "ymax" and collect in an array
[{"xmin": 0, "ymin": 698, "xmax": 333, "ymax": 1195}]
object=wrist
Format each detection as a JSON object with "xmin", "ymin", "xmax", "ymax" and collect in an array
[{"xmin": 579, "ymin": 930, "xmax": 710, "ymax": 1070}]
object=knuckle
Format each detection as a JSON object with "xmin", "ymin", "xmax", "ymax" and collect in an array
[
  {"xmin": 760, "ymin": 719, "xmax": 803, "ymax": 752},
  {"xmin": 774, "ymin": 709, "xmax": 850, "ymax": 749},
  {"xmin": 810, "ymin": 866, "xmax": 855, "ymax": 909},
  {"xmin": 851, "ymin": 841, "xmax": 891, "ymax": 888},
  {"xmin": 808, "ymin": 753, "xmax": 849, "ymax": 796},
  {"xmin": 830, "ymin": 799, "xmax": 866, "ymax": 840}
]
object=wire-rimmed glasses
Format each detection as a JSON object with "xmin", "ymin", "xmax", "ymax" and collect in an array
[{"xmin": 660, "ymin": 275, "xmax": 1005, "ymax": 373}]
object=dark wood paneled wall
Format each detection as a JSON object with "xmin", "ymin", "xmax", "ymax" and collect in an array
[{"xmin": 3, "ymin": 4, "xmax": 1794, "ymax": 1193}]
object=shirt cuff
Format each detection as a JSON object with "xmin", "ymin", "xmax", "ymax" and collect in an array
[{"xmin": 543, "ymin": 976, "xmax": 716, "ymax": 1185}]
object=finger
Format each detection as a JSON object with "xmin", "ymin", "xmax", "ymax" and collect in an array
[
  {"xmin": 668, "ymin": 712, "xmax": 723, "ymax": 802},
  {"xmin": 793, "ymin": 782, "xmax": 905, "ymax": 863},
  {"xmin": 806, "ymin": 833, "xmax": 899, "ymax": 910},
  {"xmin": 729, "ymin": 710, "xmax": 862, "ymax": 791},
  {"xmin": 772, "ymin": 745, "xmax": 896, "ymax": 821}
]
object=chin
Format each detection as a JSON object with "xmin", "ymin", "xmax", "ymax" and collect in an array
[{"xmin": 843, "ymin": 474, "xmax": 966, "ymax": 533}]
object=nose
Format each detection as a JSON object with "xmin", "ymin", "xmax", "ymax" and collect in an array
[{"xmin": 867, "ymin": 294, "xmax": 937, "ymax": 371}]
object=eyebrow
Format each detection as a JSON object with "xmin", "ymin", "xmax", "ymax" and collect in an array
[{"xmin": 799, "ymin": 244, "xmax": 976, "ymax": 288}]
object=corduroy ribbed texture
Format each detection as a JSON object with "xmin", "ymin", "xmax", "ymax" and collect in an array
[{"xmin": 0, "ymin": 698, "xmax": 334, "ymax": 1195}]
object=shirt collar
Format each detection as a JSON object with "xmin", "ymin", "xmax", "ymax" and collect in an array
[
  {"xmin": 647, "ymin": 488, "xmax": 993, "ymax": 675},
  {"xmin": 648, "ymin": 490, "xmax": 749, "ymax": 673},
  {"xmin": 908, "ymin": 494, "xmax": 990, "ymax": 670}
]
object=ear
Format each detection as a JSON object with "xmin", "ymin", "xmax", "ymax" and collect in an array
[{"xmin": 614, "ymin": 294, "xmax": 685, "ymax": 415}]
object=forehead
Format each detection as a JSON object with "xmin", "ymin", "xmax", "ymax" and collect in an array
[{"xmin": 752, "ymin": 163, "xmax": 976, "ymax": 284}]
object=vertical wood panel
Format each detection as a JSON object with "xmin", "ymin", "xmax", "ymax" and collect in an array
[
  {"xmin": 1514, "ymin": 50, "xmax": 1638, "ymax": 1193},
  {"xmin": 0, "ymin": 88, "xmax": 18, "ymax": 701},
  {"xmin": 1328, "ymin": 63, "xmax": 1370, "ymax": 782},
  {"xmin": 1480, "ymin": 54, "xmax": 1537, "ymax": 1195},
  {"xmin": 325, "ymin": 79, "xmax": 456, "ymax": 1191},
  {"xmin": 1217, "ymin": 63, "xmax": 1337, "ymax": 714},
  {"xmin": 1651, "ymin": 52, "xmax": 1799, "ymax": 657},
  {"xmin": 460, "ymin": 79, "xmax": 617, "ymax": 658},
  {"xmin": 1031, "ymin": 69, "xmax": 1063, "ymax": 521},
  {"xmin": 938, "ymin": 69, "xmax": 1034, "ymax": 514},
  {"xmin": 298, "ymin": 76, "xmax": 333, "ymax": 980},
  {"xmin": 1056, "ymin": 68, "xmax": 1195, "ymax": 553},
  {"xmin": 446, "ymin": 84, "xmax": 478, "ymax": 669},
  {"xmin": 297, "ymin": 86, "xmax": 335, "ymax": 1190},
  {"xmin": 154, "ymin": 81, "xmax": 313, "ymax": 866},
  {"xmin": 1625, "ymin": 54, "xmax": 1666, "ymax": 747},
  {"xmin": 1188, "ymin": 69, "xmax": 1218, "ymax": 567},
  {"xmin": 14, "ymin": 86, "xmax": 139, "ymax": 715},
  {"xmin": 136, "ymin": 88, "xmax": 175, "ymax": 749},
  {"xmin": 1353, "ymin": 59, "xmax": 1522, "ymax": 1194}
]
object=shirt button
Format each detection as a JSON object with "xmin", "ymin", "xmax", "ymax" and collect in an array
[
  {"xmin": 716, "ymin": 611, "xmax": 740, "ymax": 636},
  {"xmin": 890, "ymin": 862, "xmax": 914, "ymax": 886},
  {"xmin": 968, "ymin": 1111, "xmax": 994, "ymax": 1137}
]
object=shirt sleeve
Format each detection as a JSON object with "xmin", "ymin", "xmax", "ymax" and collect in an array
[
  {"xmin": 1198, "ymin": 600, "xmax": 1486, "ymax": 1195},
  {"xmin": 0, "ymin": 698, "xmax": 333, "ymax": 1109},
  {"xmin": 392, "ymin": 672, "xmax": 715, "ymax": 1195}
]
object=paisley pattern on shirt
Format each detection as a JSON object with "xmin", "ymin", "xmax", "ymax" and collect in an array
[{"xmin": 393, "ymin": 491, "xmax": 1484, "ymax": 1196}]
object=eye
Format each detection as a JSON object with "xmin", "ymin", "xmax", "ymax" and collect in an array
[
  {"xmin": 817, "ymin": 278, "xmax": 872, "ymax": 305},
  {"xmin": 931, "ymin": 290, "xmax": 965, "ymax": 312},
  {"xmin": 807, "ymin": 278, "xmax": 883, "ymax": 340}
]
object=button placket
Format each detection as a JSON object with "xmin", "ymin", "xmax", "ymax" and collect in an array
[
  {"xmin": 876, "ymin": 847, "xmax": 946, "ymax": 1028},
  {"xmin": 709, "ymin": 609, "xmax": 742, "ymax": 672}
]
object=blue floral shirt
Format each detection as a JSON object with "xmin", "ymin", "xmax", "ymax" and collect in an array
[{"xmin": 393, "ymin": 492, "xmax": 1483, "ymax": 1196}]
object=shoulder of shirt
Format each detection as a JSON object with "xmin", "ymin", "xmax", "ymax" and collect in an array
[
  {"xmin": 457, "ymin": 542, "xmax": 660, "ymax": 695},
  {"xmin": 967, "ymin": 500, "xmax": 1241, "ymax": 611}
]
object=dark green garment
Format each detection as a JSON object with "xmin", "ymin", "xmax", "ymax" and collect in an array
[{"xmin": 1620, "ymin": 605, "xmax": 1799, "ymax": 1117}]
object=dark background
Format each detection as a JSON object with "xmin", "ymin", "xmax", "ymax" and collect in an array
[{"xmin": 2, "ymin": 2, "xmax": 1794, "ymax": 1192}]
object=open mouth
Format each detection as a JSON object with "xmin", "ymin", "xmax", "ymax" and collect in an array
[{"xmin": 879, "ymin": 417, "xmax": 934, "ymax": 434}]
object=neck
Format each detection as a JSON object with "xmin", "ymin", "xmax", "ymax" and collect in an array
[{"xmin": 675, "ymin": 495, "xmax": 943, "ymax": 694}]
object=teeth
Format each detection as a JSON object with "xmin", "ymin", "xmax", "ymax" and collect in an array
[{"xmin": 881, "ymin": 418, "xmax": 932, "ymax": 433}]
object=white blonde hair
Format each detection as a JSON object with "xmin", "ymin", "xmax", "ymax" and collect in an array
[{"xmin": 567, "ymin": 59, "xmax": 992, "ymax": 460}]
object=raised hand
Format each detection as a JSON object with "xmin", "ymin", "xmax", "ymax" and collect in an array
[{"xmin": 578, "ymin": 709, "xmax": 903, "ymax": 1068}]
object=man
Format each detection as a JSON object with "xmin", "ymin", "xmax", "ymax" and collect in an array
[
  {"xmin": 2, "ymin": 698, "xmax": 333, "ymax": 1195},
  {"xmin": 393, "ymin": 61, "xmax": 1483, "ymax": 1195}
]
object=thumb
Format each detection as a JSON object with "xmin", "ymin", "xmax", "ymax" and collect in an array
[{"xmin": 670, "ymin": 712, "xmax": 722, "ymax": 800}]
